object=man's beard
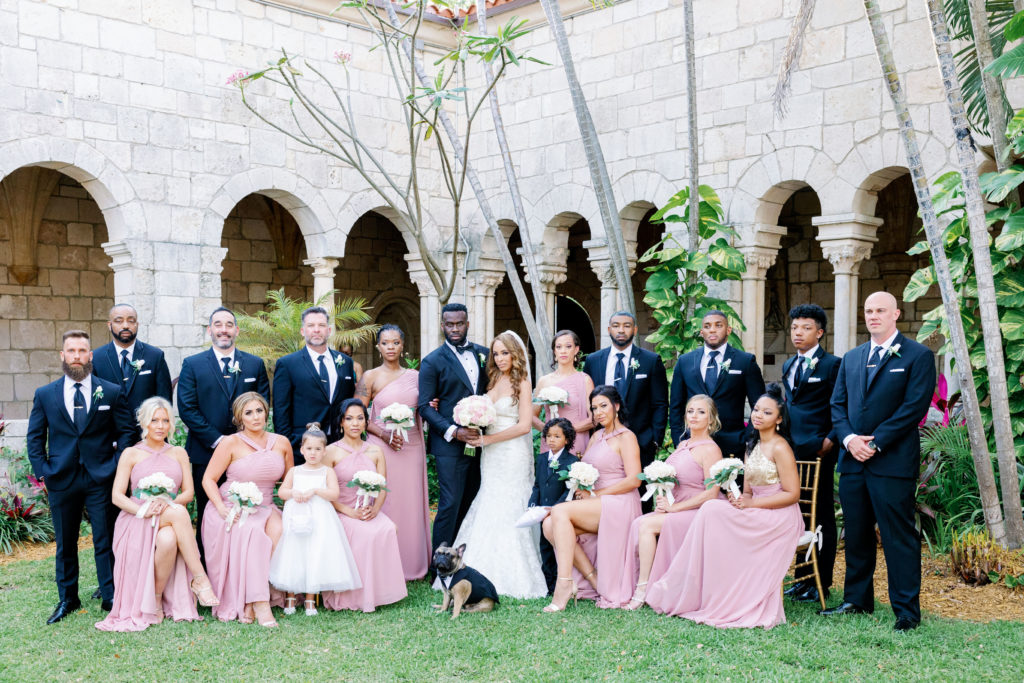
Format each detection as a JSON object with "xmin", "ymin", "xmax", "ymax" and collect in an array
[
  {"xmin": 112, "ymin": 327, "xmax": 137, "ymax": 344},
  {"xmin": 63, "ymin": 360, "xmax": 93, "ymax": 382},
  {"xmin": 612, "ymin": 333, "xmax": 635, "ymax": 349}
]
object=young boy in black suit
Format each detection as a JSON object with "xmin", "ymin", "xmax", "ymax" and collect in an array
[{"xmin": 529, "ymin": 418, "xmax": 580, "ymax": 595}]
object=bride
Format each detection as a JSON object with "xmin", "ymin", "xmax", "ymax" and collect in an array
[{"xmin": 449, "ymin": 330, "xmax": 548, "ymax": 599}]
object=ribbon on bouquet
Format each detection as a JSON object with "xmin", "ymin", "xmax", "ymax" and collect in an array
[
  {"xmin": 135, "ymin": 493, "xmax": 173, "ymax": 528},
  {"xmin": 565, "ymin": 481, "xmax": 595, "ymax": 499},
  {"xmin": 355, "ymin": 488, "xmax": 381, "ymax": 509},
  {"xmin": 723, "ymin": 478, "xmax": 742, "ymax": 499},
  {"xmin": 224, "ymin": 503, "xmax": 256, "ymax": 532},
  {"xmin": 384, "ymin": 421, "xmax": 412, "ymax": 443},
  {"xmin": 800, "ymin": 524, "xmax": 824, "ymax": 562},
  {"xmin": 547, "ymin": 404, "xmax": 560, "ymax": 419},
  {"xmin": 639, "ymin": 482, "xmax": 675, "ymax": 505}
]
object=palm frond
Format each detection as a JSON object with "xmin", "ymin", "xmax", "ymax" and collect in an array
[
  {"xmin": 921, "ymin": 423, "xmax": 972, "ymax": 459},
  {"xmin": 773, "ymin": 0, "xmax": 816, "ymax": 119}
]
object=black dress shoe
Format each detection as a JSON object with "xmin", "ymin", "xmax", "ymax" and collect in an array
[
  {"xmin": 47, "ymin": 599, "xmax": 83, "ymax": 624},
  {"xmin": 91, "ymin": 588, "xmax": 102, "ymax": 600},
  {"xmin": 784, "ymin": 581, "xmax": 808, "ymax": 598},
  {"xmin": 894, "ymin": 617, "xmax": 920, "ymax": 631},
  {"xmin": 819, "ymin": 601, "xmax": 872, "ymax": 616},
  {"xmin": 794, "ymin": 586, "xmax": 830, "ymax": 603},
  {"xmin": 101, "ymin": 599, "xmax": 113, "ymax": 612}
]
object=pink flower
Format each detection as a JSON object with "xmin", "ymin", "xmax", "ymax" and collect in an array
[
  {"xmin": 226, "ymin": 70, "xmax": 249, "ymax": 86},
  {"xmin": 334, "ymin": 50, "xmax": 352, "ymax": 65}
]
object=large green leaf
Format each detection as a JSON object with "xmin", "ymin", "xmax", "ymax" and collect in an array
[
  {"xmin": 996, "ymin": 270, "xmax": 1024, "ymax": 307},
  {"xmin": 644, "ymin": 269, "xmax": 680, "ymax": 291},
  {"xmin": 708, "ymin": 239, "xmax": 745, "ymax": 273},
  {"xmin": 994, "ymin": 212, "xmax": 1024, "ymax": 251},
  {"xmin": 986, "ymin": 42, "xmax": 1024, "ymax": 79},
  {"xmin": 904, "ymin": 266, "xmax": 936, "ymax": 301},
  {"xmin": 979, "ymin": 164, "xmax": 1024, "ymax": 202},
  {"xmin": 1001, "ymin": 309, "xmax": 1024, "ymax": 340}
]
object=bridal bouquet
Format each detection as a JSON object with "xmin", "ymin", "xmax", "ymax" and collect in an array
[
  {"xmin": 705, "ymin": 458, "xmax": 744, "ymax": 498},
  {"xmin": 347, "ymin": 470, "xmax": 389, "ymax": 509},
  {"xmin": 133, "ymin": 472, "xmax": 176, "ymax": 527},
  {"xmin": 638, "ymin": 460, "xmax": 678, "ymax": 505},
  {"xmin": 224, "ymin": 480, "xmax": 263, "ymax": 532},
  {"xmin": 453, "ymin": 395, "xmax": 496, "ymax": 456},
  {"xmin": 559, "ymin": 461, "xmax": 600, "ymax": 498},
  {"xmin": 533, "ymin": 386, "xmax": 569, "ymax": 419},
  {"xmin": 379, "ymin": 402, "xmax": 415, "ymax": 441}
]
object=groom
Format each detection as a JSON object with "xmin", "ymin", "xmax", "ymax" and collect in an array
[{"xmin": 419, "ymin": 303, "xmax": 490, "ymax": 562}]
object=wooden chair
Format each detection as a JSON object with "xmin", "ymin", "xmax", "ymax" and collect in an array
[{"xmin": 782, "ymin": 459, "xmax": 826, "ymax": 610}]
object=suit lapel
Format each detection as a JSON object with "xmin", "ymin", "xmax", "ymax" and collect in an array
[
  {"xmin": 329, "ymin": 350, "xmax": 345, "ymax": 402},
  {"xmin": 205, "ymin": 349, "xmax": 233, "ymax": 400},
  {"xmin": 799, "ymin": 346, "xmax": 826, "ymax": 391},
  {"xmin": 711, "ymin": 346, "xmax": 733, "ymax": 395},
  {"xmin": 589, "ymin": 348, "xmax": 609, "ymax": 386},
  {"xmin": 781, "ymin": 354, "xmax": 796, "ymax": 402},
  {"xmin": 82, "ymin": 378, "xmax": 103, "ymax": 430},
  {"xmin": 301, "ymin": 349, "xmax": 331, "ymax": 401},
  {"xmin": 866, "ymin": 334, "xmax": 902, "ymax": 392},
  {"xmin": 124, "ymin": 341, "xmax": 144, "ymax": 394},
  {"xmin": 853, "ymin": 343, "xmax": 869, "ymax": 401},
  {"xmin": 443, "ymin": 345, "xmax": 475, "ymax": 394},
  {"xmin": 102, "ymin": 344, "xmax": 122, "ymax": 385},
  {"xmin": 53, "ymin": 381, "xmax": 76, "ymax": 431},
  {"xmin": 692, "ymin": 350, "xmax": 709, "ymax": 394}
]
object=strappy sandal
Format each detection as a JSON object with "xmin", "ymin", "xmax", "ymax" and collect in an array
[
  {"xmin": 152, "ymin": 593, "xmax": 164, "ymax": 622},
  {"xmin": 624, "ymin": 581, "xmax": 647, "ymax": 611},
  {"xmin": 543, "ymin": 577, "xmax": 578, "ymax": 613},
  {"xmin": 283, "ymin": 596, "xmax": 297, "ymax": 615},
  {"xmin": 190, "ymin": 576, "xmax": 220, "ymax": 607},
  {"xmin": 304, "ymin": 598, "xmax": 318, "ymax": 616}
]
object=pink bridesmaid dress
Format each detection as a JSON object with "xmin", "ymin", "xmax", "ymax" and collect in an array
[
  {"xmin": 553, "ymin": 371, "xmax": 591, "ymax": 456},
  {"xmin": 364, "ymin": 369, "xmax": 431, "ymax": 580},
  {"xmin": 201, "ymin": 433, "xmax": 285, "ymax": 622},
  {"xmin": 96, "ymin": 443, "xmax": 200, "ymax": 631},
  {"xmin": 607, "ymin": 438, "xmax": 719, "ymax": 608},
  {"xmin": 646, "ymin": 443, "xmax": 804, "ymax": 629},
  {"xmin": 322, "ymin": 442, "xmax": 408, "ymax": 612},
  {"xmin": 569, "ymin": 427, "xmax": 642, "ymax": 607}
]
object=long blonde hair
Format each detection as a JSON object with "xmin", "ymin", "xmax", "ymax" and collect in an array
[
  {"xmin": 137, "ymin": 396, "xmax": 173, "ymax": 442},
  {"xmin": 486, "ymin": 331, "xmax": 529, "ymax": 405}
]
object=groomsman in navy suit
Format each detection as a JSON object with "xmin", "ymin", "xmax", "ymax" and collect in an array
[
  {"xmin": 176, "ymin": 307, "xmax": 270, "ymax": 555},
  {"xmin": 273, "ymin": 306, "xmax": 356, "ymax": 462},
  {"xmin": 669, "ymin": 310, "xmax": 765, "ymax": 457},
  {"xmin": 26, "ymin": 330, "xmax": 135, "ymax": 623},
  {"xmin": 822, "ymin": 291, "xmax": 935, "ymax": 631},
  {"xmin": 92, "ymin": 303, "xmax": 173, "ymax": 443},
  {"xmin": 779, "ymin": 304, "xmax": 841, "ymax": 605},
  {"xmin": 419, "ymin": 303, "xmax": 489, "ymax": 558},
  {"xmin": 583, "ymin": 311, "xmax": 668, "ymax": 470}
]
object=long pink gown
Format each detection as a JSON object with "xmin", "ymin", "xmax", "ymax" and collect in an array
[
  {"xmin": 646, "ymin": 443, "xmax": 804, "ymax": 629},
  {"xmin": 322, "ymin": 442, "xmax": 408, "ymax": 613},
  {"xmin": 606, "ymin": 438, "xmax": 719, "ymax": 608},
  {"xmin": 201, "ymin": 433, "xmax": 285, "ymax": 622},
  {"xmin": 96, "ymin": 443, "xmax": 200, "ymax": 631},
  {"xmin": 364, "ymin": 369, "xmax": 431, "ymax": 580},
  {"xmin": 569, "ymin": 427, "xmax": 642, "ymax": 607},
  {"xmin": 552, "ymin": 371, "xmax": 591, "ymax": 457}
]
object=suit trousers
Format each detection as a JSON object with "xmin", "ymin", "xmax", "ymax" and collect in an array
[
  {"xmin": 430, "ymin": 452, "xmax": 481, "ymax": 555},
  {"xmin": 795, "ymin": 445, "xmax": 838, "ymax": 588},
  {"xmin": 839, "ymin": 469, "xmax": 921, "ymax": 620},
  {"xmin": 48, "ymin": 466, "xmax": 117, "ymax": 602},
  {"xmin": 191, "ymin": 461, "xmax": 209, "ymax": 561}
]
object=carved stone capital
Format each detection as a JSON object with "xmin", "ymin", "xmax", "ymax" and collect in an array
[
  {"xmin": 820, "ymin": 241, "xmax": 874, "ymax": 275},
  {"xmin": 467, "ymin": 270, "xmax": 505, "ymax": 295},
  {"xmin": 303, "ymin": 256, "xmax": 340, "ymax": 279},
  {"xmin": 738, "ymin": 246, "xmax": 777, "ymax": 278}
]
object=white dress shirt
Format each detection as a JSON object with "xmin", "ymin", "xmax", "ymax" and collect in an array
[
  {"xmin": 64, "ymin": 374, "xmax": 93, "ymax": 420},
  {"xmin": 306, "ymin": 345, "xmax": 338, "ymax": 399},
  {"xmin": 842, "ymin": 330, "xmax": 900, "ymax": 450},
  {"xmin": 788, "ymin": 344, "xmax": 820, "ymax": 389},
  {"xmin": 700, "ymin": 343, "xmax": 729, "ymax": 379},
  {"xmin": 604, "ymin": 344, "xmax": 634, "ymax": 386},
  {"xmin": 547, "ymin": 447, "xmax": 565, "ymax": 467},
  {"xmin": 211, "ymin": 349, "xmax": 236, "ymax": 448},
  {"xmin": 444, "ymin": 341, "xmax": 481, "ymax": 442}
]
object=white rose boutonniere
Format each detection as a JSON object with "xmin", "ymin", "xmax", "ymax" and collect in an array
[
  {"xmin": 720, "ymin": 358, "xmax": 732, "ymax": 373},
  {"xmin": 629, "ymin": 358, "xmax": 640, "ymax": 372},
  {"xmin": 805, "ymin": 356, "xmax": 818, "ymax": 372},
  {"xmin": 887, "ymin": 344, "xmax": 902, "ymax": 358},
  {"xmin": 334, "ymin": 355, "xmax": 345, "ymax": 368},
  {"xmin": 92, "ymin": 385, "xmax": 104, "ymax": 401},
  {"xmin": 130, "ymin": 359, "xmax": 145, "ymax": 373},
  {"xmin": 478, "ymin": 352, "xmax": 486, "ymax": 368},
  {"xmin": 227, "ymin": 360, "xmax": 241, "ymax": 375}
]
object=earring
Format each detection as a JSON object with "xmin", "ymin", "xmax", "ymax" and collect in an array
[{"xmin": 776, "ymin": 424, "xmax": 780, "ymax": 431}]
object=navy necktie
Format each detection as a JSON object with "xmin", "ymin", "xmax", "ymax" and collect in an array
[
  {"xmin": 73, "ymin": 382, "xmax": 87, "ymax": 431},
  {"xmin": 318, "ymin": 354, "xmax": 330, "ymax": 392},
  {"xmin": 614, "ymin": 352, "xmax": 626, "ymax": 396},
  {"xmin": 705, "ymin": 350, "xmax": 719, "ymax": 390},
  {"xmin": 792, "ymin": 356, "xmax": 804, "ymax": 390},
  {"xmin": 866, "ymin": 345, "xmax": 883, "ymax": 384},
  {"xmin": 222, "ymin": 357, "xmax": 236, "ymax": 392},
  {"xmin": 120, "ymin": 349, "xmax": 130, "ymax": 382}
]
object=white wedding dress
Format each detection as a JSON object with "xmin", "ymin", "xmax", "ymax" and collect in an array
[{"xmin": 447, "ymin": 396, "xmax": 548, "ymax": 599}]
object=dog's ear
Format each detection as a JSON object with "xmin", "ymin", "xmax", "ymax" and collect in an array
[{"xmin": 455, "ymin": 543, "xmax": 467, "ymax": 556}]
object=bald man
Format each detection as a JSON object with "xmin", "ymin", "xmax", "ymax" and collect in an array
[{"xmin": 822, "ymin": 291, "xmax": 935, "ymax": 631}]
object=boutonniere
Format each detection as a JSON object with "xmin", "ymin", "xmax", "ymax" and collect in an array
[
  {"xmin": 629, "ymin": 358, "xmax": 640, "ymax": 372},
  {"xmin": 887, "ymin": 344, "xmax": 901, "ymax": 359},
  {"xmin": 227, "ymin": 360, "xmax": 241, "ymax": 375},
  {"xmin": 805, "ymin": 356, "xmax": 818, "ymax": 372},
  {"xmin": 549, "ymin": 458, "xmax": 560, "ymax": 470},
  {"xmin": 478, "ymin": 352, "xmax": 486, "ymax": 368},
  {"xmin": 130, "ymin": 359, "xmax": 145, "ymax": 373},
  {"xmin": 334, "ymin": 355, "xmax": 345, "ymax": 368},
  {"xmin": 92, "ymin": 385, "xmax": 104, "ymax": 401},
  {"xmin": 720, "ymin": 358, "xmax": 732, "ymax": 373}
]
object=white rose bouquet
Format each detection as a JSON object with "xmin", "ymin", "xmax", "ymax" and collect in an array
[
  {"xmin": 533, "ymin": 386, "xmax": 570, "ymax": 419},
  {"xmin": 637, "ymin": 460, "xmax": 678, "ymax": 505},
  {"xmin": 347, "ymin": 470, "xmax": 389, "ymax": 509},
  {"xmin": 224, "ymin": 480, "xmax": 263, "ymax": 532},
  {"xmin": 452, "ymin": 395, "xmax": 496, "ymax": 456},
  {"xmin": 379, "ymin": 402, "xmax": 415, "ymax": 442},
  {"xmin": 559, "ymin": 461, "xmax": 600, "ymax": 498},
  {"xmin": 133, "ymin": 472, "xmax": 176, "ymax": 527},
  {"xmin": 705, "ymin": 458, "xmax": 745, "ymax": 499}
]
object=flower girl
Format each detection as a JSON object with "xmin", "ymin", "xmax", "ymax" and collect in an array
[{"xmin": 270, "ymin": 423, "xmax": 361, "ymax": 615}]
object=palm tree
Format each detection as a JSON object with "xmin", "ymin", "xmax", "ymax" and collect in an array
[
  {"xmin": 923, "ymin": 0, "xmax": 1024, "ymax": 546},
  {"xmin": 682, "ymin": 0, "xmax": 701, "ymax": 321}
]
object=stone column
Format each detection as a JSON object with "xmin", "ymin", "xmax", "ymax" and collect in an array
[
  {"xmin": 303, "ymin": 257, "xmax": 340, "ymax": 311},
  {"xmin": 521, "ymin": 245, "xmax": 567, "ymax": 332},
  {"xmin": 586, "ymin": 240, "xmax": 637, "ymax": 346},
  {"xmin": 406, "ymin": 255, "xmax": 440, "ymax": 359},
  {"xmin": 466, "ymin": 268, "xmax": 505, "ymax": 345},
  {"xmin": 815, "ymin": 214, "xmax": 881, "ymax": 355},
  {"xmin": 737, "ymin": 247, "xmax": 778, "ymax": 364}
]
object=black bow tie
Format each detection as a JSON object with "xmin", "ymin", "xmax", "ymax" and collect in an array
[{"xmin": 454, "ymin": 344, "xmax": 470, "ymax": 355}]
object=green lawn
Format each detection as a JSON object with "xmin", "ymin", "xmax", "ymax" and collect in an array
[{"xmin": 0, "ymin": 550, "xmax": 1020, "ymax": 681}]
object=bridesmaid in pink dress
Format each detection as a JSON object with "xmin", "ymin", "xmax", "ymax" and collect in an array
[
  {"xmin": 646, "ymin": 385, "xmax": 804, "ymax": 629},
  {"xmin": 614, "ymin": 395, "xmax": 724, "ymax": 610},
  {"xmin": 97, "ymin": 397, "xmax": 218, "ymax": 631},
  {"xmin": 357, "ymin": 325, "xmax": 431, "ymax": 580},
  {"xmin": 202, "ymin": 392, "xmax": 293, "ymax": 627},
  {"xmin": 532, "ymin": 330, "xmax": 594, "ymax": 457},
  {"xmin": 322, "ymin": 399, "xmax": 408, "ymax": 612},
  {"xmin": 541, "ymin": 385, "xmax": 641, "ymax": 612}
]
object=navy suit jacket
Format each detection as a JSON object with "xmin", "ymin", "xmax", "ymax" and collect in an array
[
  {"xmin": 26, "ymin": 376, "xmax": 135, "ymax": 491},
  {"xmin": 176, "ymin": 348, "xmax": 270, "ymax": 465},
  {"xmin": 831, "ymin": 333, "xmax": 935, "ymax": 478},
  {"xmin": 418, "ymin": 343, "xmax": 490, "ymax": 459},
  {"xmin": 669, "ymin": 345, "xmax": 765, "ymax": 457},
  {"xmin": 273, "ymin": 347, "xmax": 356, "ymax": 452},
  {"xmin": 781, "ymin": 347, "xmax": 841, "ymax": 459},
  {"xmin": 529, "ymin": 449, "xmax": 578, "ymax": 508},
  {"xmin": 92, "ymin": 340, "xmax": 173, "ymax": 437},
  {"xmin": 583, "ymin": 346, "xmax": 668, "ymax": 454}
]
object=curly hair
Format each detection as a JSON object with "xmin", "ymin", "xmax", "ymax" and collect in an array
[{"xmin": 486, "ymin": 331, "xmax": 530, "ymax": 406}]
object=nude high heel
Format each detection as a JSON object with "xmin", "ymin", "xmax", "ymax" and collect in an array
[
  {"xmin": 624, "ymin": 581, "xmax": 647, "ymax": 611},
  {"xmin": 543, "ymin": 577, "xmax": 578, "ymax": 613}
]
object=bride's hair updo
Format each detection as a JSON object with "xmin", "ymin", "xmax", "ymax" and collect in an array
[{"xmin": 486, "ymin": 331, "xmax": 530, "ymax": 405}]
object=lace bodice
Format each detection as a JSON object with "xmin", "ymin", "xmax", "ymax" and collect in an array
[
  {"xmin": 487, "ymin": 395, "xmax": 519, "ymax": 432},
  {"xmin": 745, "ymin": 443, "xmax": 780, "ymax": 486}
]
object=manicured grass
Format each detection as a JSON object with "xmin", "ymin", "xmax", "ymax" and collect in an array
[{"xmin": 1, "ymin": 550, "xmax": 1020, "ymax": 681}]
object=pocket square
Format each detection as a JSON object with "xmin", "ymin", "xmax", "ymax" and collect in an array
[
  {"xmin": 889, "ymin": 368, "xmax": 905, "ymax": 373},
  {"xmin": 728, "ymin": 369, "xmax": 742, "ymax": 375},
  {"xmin": 635, "ymin": 373, "xmax": 648, "ymax": 379},
  {"xmin": 345, "ymin": 376, "xmax": 353, "ymax": 380},
  {"xmin": 98, "ymin": 405, "xmax": 111, "ymax": 411},
  {"xmin": 807, "ymin": 377, "xmax": 822, "ymax": 383},
  {"xmin": 244, "ymin": 377, "xmax": 256, "ymax": 383},
  {"xmin": 139, "ymin": 369, "xmax": 152, "ymax": 375}
]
